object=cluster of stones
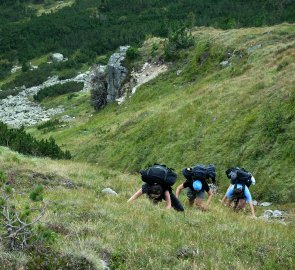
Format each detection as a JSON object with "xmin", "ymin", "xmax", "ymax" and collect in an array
[{"xmin": 0, "ymin": 71, "xmax": 93, "ymax": 128}]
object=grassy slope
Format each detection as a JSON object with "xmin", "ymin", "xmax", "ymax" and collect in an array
[
  {"xmin": 0, "ymin": 146, "xmax": 294, "ymax": 269},
  {"xmin": 28, "ymin": 23, "xmax": 295, "ymax": 203}
]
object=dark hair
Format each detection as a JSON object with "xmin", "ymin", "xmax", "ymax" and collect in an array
[
  {"xmin": 147, "ymin": 184, "xmax": 162, "ymax": 195},
  {"xmin": 147, "ymin": 184, "xmax": 162, "ymax": 201}
]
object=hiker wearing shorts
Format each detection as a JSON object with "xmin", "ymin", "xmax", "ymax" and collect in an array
[
  {"xmin": 221, "ymin": 167, "xmax": 255, "ymax": 205},
  {"xmin": 225, "ymin": 183, "xmax": 256, "ymax": 218},
  {"xmin": 175, "ymin": 167, "xmax": 213, "ymax": 210}
]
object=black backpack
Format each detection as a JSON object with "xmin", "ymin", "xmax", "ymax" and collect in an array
[
  {"xmin": 140, "ymin": 164, "xmax": 177, "ymax": 186},
  {"xmin": 191, "ymin": 164, "xmax": 216, "ymax": 182},
  {"xmin": 226, "ymin": 167, "xmax": 252, "ymax": 187}
]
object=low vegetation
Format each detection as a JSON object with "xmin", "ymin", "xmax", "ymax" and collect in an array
[
  {"xmin": 0, "ymin": 0, "xmax": 295, "ymax": 79},
  {"xmin": 33, "ymin": 81, "xmax": 84, "ymax": 102},
  {"xmin": 28, "ymin": 24, "xmax": 295, "ymax": 203},
  {"xmin": 0, "ymin": 147, "xmax": 294, "ymax": 269},
  {"xmin": 0, "ymin": 122, "xmax": 71, "ymax": 160}
]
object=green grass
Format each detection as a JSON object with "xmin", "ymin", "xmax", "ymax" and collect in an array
[
  {"xmin": 26, "ymin": 23, "xmax": 295, "ymax": 203},
  {"xmin": 0, "ymin": 146, "xmax": 294, "ymax": 269}
]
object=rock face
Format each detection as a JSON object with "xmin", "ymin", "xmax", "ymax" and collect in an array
[
  {"xmin": 106, "ymin": 46, "xmax": 129, "ymax": 101},
  {"xmin": 90, "ymin": 65, "xmax": 108, "ymax": 110}
]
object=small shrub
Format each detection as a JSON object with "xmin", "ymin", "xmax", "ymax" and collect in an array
[
  {"xmin": 0, "ymin": 180, "xmax": 46, "ymax": 250},
  {"xmin": 126, "ymin": 47, "xmax": 139, "ymax": 61},
  {"xmin": 0, "ymin": 121, "xmax": 71, "ymax": 159},
  {"xmin": 58, "ymin": 69, "xmax": 78, "ymax": 80},
  {"xmin": 30, "ymin": 184, "xmax": 44, "ymax": 202},
  {"xmin": 1, "ymin": 63, "xmax": 53, "ymax": 90},
  {"xmin": 37, "ymin": 119, "xmax": 65, "ymax": 132},
  {"xmin": 0, "ymin": 88, "xmax": 22, "ymax": 99},
  {"xmin": 34, "ymin": 82, "xmax": 84, "ymax": 102},
  {"xmin": 164, "ymin": 26, "xmax": 194, "ymax": 60},
  {"xmin": 151, "ymin": 42, "xmax": 159, "ymax": 56}
]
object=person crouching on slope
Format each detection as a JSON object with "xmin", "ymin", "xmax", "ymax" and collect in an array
[
  {"xmin": 175, "ymin": 167, "xmax": 214, "ymax": 211},
  {"xmin": 224, "ymin": 183, "xmax": 256, "ymax": 218},
  {"xmin": 128, "ymin": 183, "xmax": 184, "ymax": 211},
  {"xmin": 221, "ymin": 167, "xmax": 256, "ymax": 205}
]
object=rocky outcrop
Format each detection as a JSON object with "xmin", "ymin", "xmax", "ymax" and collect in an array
[
  {"xmin": 0, "ymin": 71, "xmax": 93, "ymax": 128},
  {"xmin": 115, "ymin": 61, "xmax": 168, "ymax": 105},
  {"xmin": 90, "ymin": 65, "xmax": 108, "ymax": 110},
  {"xmin": 0, "ymin": 93, "xmax": 64, "ymax": 128},
  {"xmin": 106, "ymin": 46, "xmax": 129, "ymax": 101}
]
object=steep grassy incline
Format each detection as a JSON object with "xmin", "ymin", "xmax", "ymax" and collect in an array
[
  {"xmin": 29, "ymin": 24, "xmax": 295, "ymax": 203},
  {"xmin": 0, "ymin": 147, "xmax": 294, "ymax": 269}
]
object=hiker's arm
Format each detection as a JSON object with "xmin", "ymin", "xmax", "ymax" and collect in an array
[
  {"xmin": 127, "ymin": 189, "xmax": 143, "ymax": 202},
  {"xmin": 204, "ymin": 190, "xmax": 213, "ymax": 210},
  {"xmin": 164, "ymin": 190, "xmax": 171, "ymax": 209},
  {"xmin": 221, "ymin": 185, "xmax": 232, "ymax": 204},
  {"xmin": 248, "ymin": 201, "xmax": 256, "ymax": 218},
  {"xmin": 176, "ymin": 184, "xmax": 184, "ymax": 198}
]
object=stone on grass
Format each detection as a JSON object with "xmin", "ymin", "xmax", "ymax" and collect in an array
[
  {"xmin": 102, "ymin": 188, "xmax": 118, "ymax": 196},
  {"xmin": 260, "ymin": 202, "xmax": 272, "ymax": 207}
]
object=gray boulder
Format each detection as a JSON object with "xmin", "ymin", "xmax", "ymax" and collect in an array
[{"xmin": 51, "ymin": 53, "xmax": 64, "ymax": 62}]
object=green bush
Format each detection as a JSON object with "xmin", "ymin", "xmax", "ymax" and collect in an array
[
  {"xmin": 0, "ymin": 88, "xmax": 22, "ymax": 99},
  {"xmin": 164, "ymin": 27, "xmax": 194, "ymax": 60},
  {"xmin": 58, "ymin": 69, "xmax": 78, "ymax": 80},
  {"xmin": 0, "ymin": 121, "xmax": 71, "ymax": 160},
  {"xmin": 1, "ymin": 64, "xmax": 53, "ymax": 90},
  {"xmin": 30, "ymin": 184, "xmax": 44, "ymax": 202},
  {"xmin": 34, "ymin": 81, "xmax": 84, "ymax": 102},
  {"xmin": 37, "ymin": 119, "xmax": 65, "ymax": 132},
  {"xmin": 126, "ymin": 47, "xmax": 139, "ymax": 61}
]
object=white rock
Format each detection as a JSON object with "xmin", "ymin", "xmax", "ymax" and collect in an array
[
  {"xmin": 11, "ymin": 66, "xmax": 21, "ymax": 74},
  {"xmin": 101, "ymin": 188, "xmax": 118, "ymax": 196},
  {"xmin": 260, "ymin": 202, "xmax": 272, "ymax": 207},
  {"xmin": 272, "ymin": 210, "xmax": 284, "ymax": 218},
  {"xmin": 51, "ymin": 53, "xmax": 64, "ymax": 62},
  {"xmin": 252, "ymin": 200, "xmax": 258, "ymax": 206},
  {"xmin": 263, "ymin": 210, "xmax": 273, "ymax": 218},
  {"xmin": 220, "ymin": 60, "xmax": 229, "ymax": 67}
]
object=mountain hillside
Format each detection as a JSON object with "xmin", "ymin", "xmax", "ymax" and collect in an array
[
  {"xmin": 0, "ymin": 146, "xmax": 294, "ymax": 269},
  {"xmin": 1, "ymin": 0, "xmax": 295, "ymax": 80},
  {"xmin": 0, "ymin": 3, "xmax": 295, "ymax": 268},
  {"xmin": 27, "ymin": 23, "xmax": 295, "ymax": 203}
]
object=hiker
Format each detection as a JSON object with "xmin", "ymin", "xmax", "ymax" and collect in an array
[
  {"xmin": 224, "ymin": 183, "xmax": 256, "ymax": 218},
  {"xmin": 128, "ymin": 183, "xmax": 184, "ymax": 211},
  {"xmin": 221, "ymin": 167, "xmax": 255, "ymax": 204},
  {"xmin": 128, "ymin": 164, "xmax": 184, "ymax": 212},
  {"xmin": 175, "ymin": 164, "xmax": 216, "ymax": 210}
]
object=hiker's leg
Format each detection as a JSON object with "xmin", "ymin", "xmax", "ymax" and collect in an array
[
  {"xmin": 170, "ymin": 192, "xmax": 184, "ymax": 212},
  {"xmin": 186, "ymin": 188, "xmax": 196, "ymax": 207},
  {"xmin": 236, "ymin": 199, "xmax": 246, "ymax": 211},
  {"xmin": 226, "ymin": 198, "xmax": 234, "ymax": 208},
  {"xmin": 195, "ymin": 191, "xmax": 205, "ymax": 209},
  {"xmin": 195, "ymin": 197, "xmax": 203, "ymax": 208}
]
